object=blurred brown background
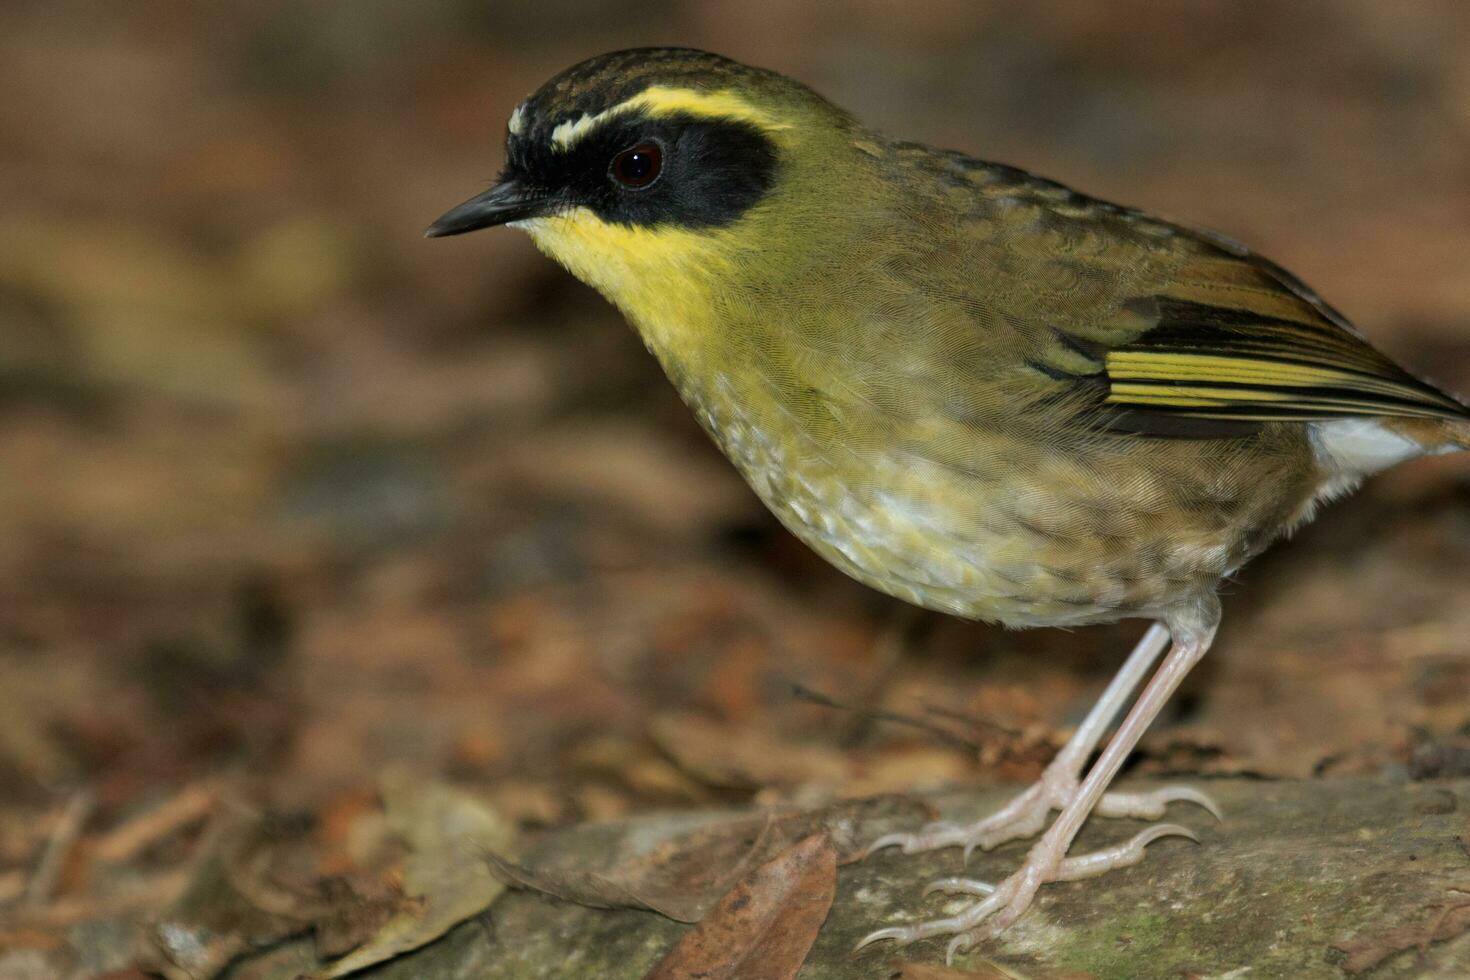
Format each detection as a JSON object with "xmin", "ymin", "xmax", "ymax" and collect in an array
[{"xmin": 2, "ymin": 1, "xmax": 1469, "ymax": 975}]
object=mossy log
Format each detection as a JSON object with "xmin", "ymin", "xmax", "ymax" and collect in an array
[{"xmin": 232, "ymin": 777, "xmax": 1470, "ymax": 979}]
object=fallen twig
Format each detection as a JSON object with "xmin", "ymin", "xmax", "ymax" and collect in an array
[
  {"xmin": 24, "ymin": 790, "xmax": 94, "ymax": 909},
  {"xmin": 94, "ymin": 780, "xmax": 220, "ymax": 864},
  {"xmin": 790, "ymin": 683, "xmax": 982, "ymax": 752}
]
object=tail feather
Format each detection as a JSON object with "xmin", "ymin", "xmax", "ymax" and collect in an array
[
  {"xmin": 1316, "ymin": 415, "xmax": 1469, "ymax": 482},
  {"xmin": 1447, "ymin": 418, "xmax": 1470, "ymax": 452},
  {"xmin": 1386, "ymin": 415, "xmax": 1470, "ymax": 455}
]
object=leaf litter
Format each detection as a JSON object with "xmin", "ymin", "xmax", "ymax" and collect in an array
[
  {"xmin": 4, "ymin": 4, "xmax": 1470, "ymax": 977},
  {"xmin": 642, "ymin": 832, "xmax": 836, "ymax": 980},
  {"xmin": 485, "ymin": 795, "xmax": 930, "ymax": 923},
  {"xmin": 319, "ymin": 767, "xmax": 516, "ymax": 977}
]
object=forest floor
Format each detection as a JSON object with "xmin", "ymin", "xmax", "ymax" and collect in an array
[{"xmin": 2, "ymin": 2, "xmax": 1469, "ymax": 977}]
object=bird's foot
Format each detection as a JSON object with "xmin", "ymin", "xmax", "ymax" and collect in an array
[
  {"xmin": 855, "ymin": 823, "xmax": 1198, "ymax": 963},
  {"xmin": 864, "ymin": 769, "xmax": 1219, "ymax": 861}
]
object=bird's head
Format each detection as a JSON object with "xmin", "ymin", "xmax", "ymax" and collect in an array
[{"xmin": 428, "ymin": 48, "xmax": 868, "ymax": 320}]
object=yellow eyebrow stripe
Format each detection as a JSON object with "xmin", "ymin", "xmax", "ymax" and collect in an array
[
  {"xmin": 633, "ymin": 86, "xmax": 792, "ymax": 129},
  {"xmin": 549, "ymin": 86, "xmax": 791, "ymax": 150}
]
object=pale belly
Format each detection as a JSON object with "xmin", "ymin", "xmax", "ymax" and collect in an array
[{"xmin": 684, "ymin": 379, "xmax": 1264, "ymax": 628}]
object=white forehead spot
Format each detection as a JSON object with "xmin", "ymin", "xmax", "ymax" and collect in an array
[{"xmin": 508, "ymin": 102, "xmax": 528, "ymax": 136}]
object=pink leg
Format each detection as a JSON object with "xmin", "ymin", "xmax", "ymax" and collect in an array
[
  {"xmin": 857, "ymin": 605, "xmax": 1220, "ymax": 962},
  {"xmin": 865, "ymin": 622, "xmax": 1218, "ymax": 862}
]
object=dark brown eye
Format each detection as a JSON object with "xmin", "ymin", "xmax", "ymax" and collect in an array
[{"xmin": 611, "ymin": 141, "xmax": 662, "ymax": 188}]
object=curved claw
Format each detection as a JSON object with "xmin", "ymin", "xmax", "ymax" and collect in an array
[
  {"xmin": 864, "ymin": 820, "xmax": 1206, "ymax": 955},
  {"xmin": 860, "ymin": 779, "xmax": 1063, "ymax": 863},
  {"xmin": 1094, "ymin": 783, "xmax": 1224, "ymax": 823},
  {"xmin": 855, "ymin": 908, "xmax": 984, "ymax": 953},
  {"xmin": 1138, "ymin": 821, "xmax": 1199, "ymax": 847},
  {"xmin": 860, "ymin": 833, "xmax": 907, "ymax": 859},
  {"xmin": 853, "ymin": 925, "xmax": 917, "ymax": 952},
  {"xmin": 1168, "ymin": 785, "xmax": 1224, "ymax": 822},
  {"xmin": 1053, "ymin": 821, "xmax": 1198, "ymax": 882},
  {"xmin": 945, "ymin": 931, "xmax": 977, "ymax": 964},
  {"xmin": 923, "ymin": 876, "xmax": 996, "ymax": 898},
  {"xmin": 863, "ymin": 821, "xmax": 963, "ymax": 859}
]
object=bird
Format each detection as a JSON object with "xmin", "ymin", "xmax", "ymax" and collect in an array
[{"xmin": 427, "ymin": 47, "xmax": 1470, "ymax": 961}]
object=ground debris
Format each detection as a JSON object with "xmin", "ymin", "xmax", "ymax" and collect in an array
[
  {"xmin": 2, "ymin": 4, "xmax": 1470, "ymax": 979},
  {"xmin": 318, "ymin": 768, "xmax": 516, "ymax": 977},
  {"xmin": 1329, "ymin": 886, "xmax": 1470, "ymax": 974},
  {"xmin": 93, "ymin": 781, "xmax": 219, "ymax": 866},
  {"xmin": 22, "ymin": 790, "xmax": 93, "ymax": 910},
  {"xmin": 485, "ymin": 795, "xmax": 929, "ymax": 922},
  {"xmin": 648, "ymin": 710, "xmax": 854, "ymax": 791},
  {"xmin": 369, "ymin": 778, "xmax": 1470, "ymax": 979},
  {"xmin": 643, "ymin": 832, "xmax": 836, "ymax": 980},
  {"xmin": 143, "ymin": 807, "xmax": 312, "ymax": 980}
]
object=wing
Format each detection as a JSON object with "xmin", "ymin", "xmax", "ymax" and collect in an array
[
  {"xmin": 1103, "ymin": 240, "xmax": 1464, "ymax": 424},
  {"xmin": 996, "ymin": 186, "xmax": 1470, "ymax": 437}
]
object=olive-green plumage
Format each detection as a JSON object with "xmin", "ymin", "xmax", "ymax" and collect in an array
[
  {"xmin": 430, "ymin": 45, "xmax": 1470, "ymax": 954},
  {"xmin": 431, "ymin": 47, "xmax": 1466, "ymax": 634}
]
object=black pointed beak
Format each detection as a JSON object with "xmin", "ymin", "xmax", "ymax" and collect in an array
[{"xmin": 425, "ymin": 180, "xmax": 551, "ymax": 238}]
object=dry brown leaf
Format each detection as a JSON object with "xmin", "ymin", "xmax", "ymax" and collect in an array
[
  {"xmin": 147, "ymin": 811, "xmax": 309, "ymax": 980},
  {"xmin": 506, "ymin": 420, "xmax": 753, "ymax": 538},
  {"xmin": 487, "ymin": 796, "xmax": 928, "ymax": 921},
  {"xmin": 843, "ymin": 746, "xmax": 976, "ymax": 798},
  {"xmin": 484, "ymin": 821, "xmax": 772, "ymax": 923},
  {"xmin": 649, "ymin": 711, "xmax": 853, "ymax": 790},
  {"xmin": 0, "ymin": 870, "xmax": 26, "ymax": 905},
  {"xmin": 321, "ymin": 768, "xmax": 515, "ymax": 978},
  {"xmin": 643, "ymin": 833, "xmax": 836, "ymax": 980},
  {"xmin": 309, "ymin": 873, "xmax": 402, "ymax": 958}
]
